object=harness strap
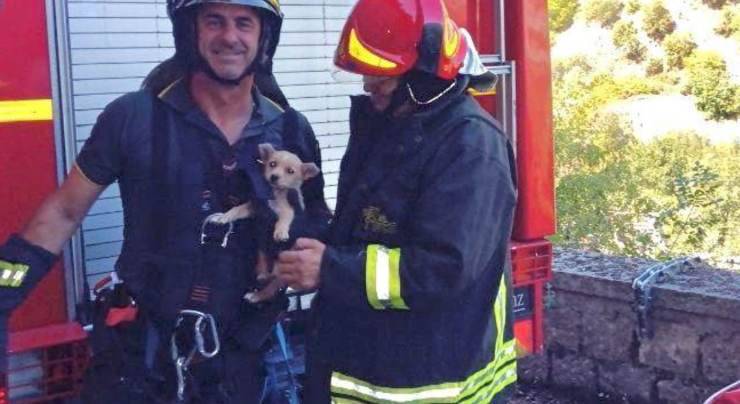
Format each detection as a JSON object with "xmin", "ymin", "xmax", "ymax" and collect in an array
[{"xmin": 150, "ymin": 94, "xmax": 170, "ymax": 250}]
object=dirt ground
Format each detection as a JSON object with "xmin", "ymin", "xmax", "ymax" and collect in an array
[
  {"xmin": 510, "ymin": 383, "xmax": 585, "ymax": 404},
  {"xmin": 509, "ymin": 382, "xmax": 633, "ymax": 404}
]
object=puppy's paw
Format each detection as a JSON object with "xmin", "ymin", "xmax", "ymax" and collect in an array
[
  {"xmin": 218, "ymin": 204, "xmax": 251, "ymax": 223},
  {"xmin": 256, "ymin": 272, "xmax": 274, "ymax": 283},
  {"xmin": 244, "ymin": 292, "xmax": 260, "ymax": 303},
  {"xmin": 273, "ymin": 226, "xmax": 290, "ymax": 242}
]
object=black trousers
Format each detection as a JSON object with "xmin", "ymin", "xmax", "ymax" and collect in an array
[{"xmin": 81, "ymin": 328, "xmax": 264, "ymax": 404}]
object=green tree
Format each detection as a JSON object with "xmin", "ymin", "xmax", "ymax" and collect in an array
[
  {"xmin": 715, "ymin": 6, "xmax": 740, "ymax": 37},
  {"xmin": 646, "ymin": 57, "xmax": 665, "ymax": 75},
  {"xmin": 626, "ymin": 0, "xmax": 641, "ymax": 13},
  {"xmin": 662, "ymin": 32, "xmax": 697, "ymax": 69},
  {"xmin": 632, "ymin": 133, "xmax": 740, "ymax": 258},
  {"xmin": 584, "ymin": 0, "xmax": 624, "ymax": 28},
  {"xmin": 549, "ymin": 0, "xmax": 580, "ymax": 33},
  {"xmin": 643, "ymin": 0, "xmax": 676, "ymax": 41},
  {"xmin": 551, "ymin": 56, "xmax": 740, "ymax": 260},
  {"xmin": 613, "ymin": 21, "xmax": 647, "ymax": 62},
  {"xmin": 703, "ymin": 0, "xmax": 729, "ymax": 9},
  {"xmin": 685, "ymin": 51, "xmax": 740, "ymax": 120}
]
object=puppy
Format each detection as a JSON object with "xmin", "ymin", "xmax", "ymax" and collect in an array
[{"xmin": 216, "ymin": 143, "xmax": 319, "ymax": 303}]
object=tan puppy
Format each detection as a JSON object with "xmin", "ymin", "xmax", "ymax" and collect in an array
[{"xmin": 217, "ymin": 143, "xmax": 319, "ymax": 303}]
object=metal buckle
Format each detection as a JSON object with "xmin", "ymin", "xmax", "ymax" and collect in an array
[
  {"xmin": 170, "ymin": 310, "xmax": 221, "ymax": 401},
  {"xmin": 200, "ymin": 213, "xmax": 234, "ymax": 248}
]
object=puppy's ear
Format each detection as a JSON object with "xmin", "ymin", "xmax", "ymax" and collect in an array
[
  {"xmin": 301, "ymin": 162, "xmax": 320, "ymax": 181},
  {"xmin": 258, "ymin": 143, "xmax": 275, "ymax": 161}
]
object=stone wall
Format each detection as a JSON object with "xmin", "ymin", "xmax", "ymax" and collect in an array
[{"xmin": 518, "ymin": 250, "xmax": 740, "ymax": 404}]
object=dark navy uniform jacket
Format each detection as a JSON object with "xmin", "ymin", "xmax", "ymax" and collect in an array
[
  {"xmin": 76, "ymin": 78, "xmax": 330, "ymax": 342},
  {"xmin": 315, "ymin": 79, "xmax": 518, "ymax": 403}
]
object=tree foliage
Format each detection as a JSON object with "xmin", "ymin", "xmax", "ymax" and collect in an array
[
  {"xmin": 626, "ymin": 0, "xmax": 641, "ymax": 14},
  {"xmin": 662, "ymin": 32, "xmax": 697, "ymax": 69},
  {"xmin": 646, "ymin": 57, "xmax": 665, "ymax": 76},
  {"xmin": 613, "ymin": 21, "xmax": 647, "ymax": 62},
  {"xmin": 715, "ymin": 5, "xmax": 740, "ymax": 38},
  {"xmin": 703, "ymin": 0, "xmax": 730, "ymax": 10},
  {"xmin": 551, "ymin": 56, "xmax": 740, "ymax": 260},
  {"xmin": 549, "ymin": 0, "xmax": 580, "ymax": 34},
  {"xmin": 584, "ymin": 0, "xmax": 625, "ymax": 28},
  {"xmin": 685, "ymin": 51, "xmax": 740, "ymax": 120},
  {"xmin": 643, "ymin": 0, "xmax": 676, "ymax": 41}
]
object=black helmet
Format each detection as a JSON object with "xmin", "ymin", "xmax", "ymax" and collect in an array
[{"xmin": 167, "ymin": 0, "xmax": 283, "ymax": 82}]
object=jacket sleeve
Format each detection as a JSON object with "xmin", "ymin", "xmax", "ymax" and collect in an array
[{"xmin": 319, "ymin": 121, "xmax": 517, "ymax": 311}]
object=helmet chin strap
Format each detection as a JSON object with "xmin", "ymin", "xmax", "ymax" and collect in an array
[{"xmin": 196, "ymin": 54, "xmax": 256, "ymax": 86}]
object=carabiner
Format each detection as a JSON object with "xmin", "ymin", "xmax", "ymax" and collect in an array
[{"xmin": 200, "ymin": 213, "xmax": 234, "ymax": 248}]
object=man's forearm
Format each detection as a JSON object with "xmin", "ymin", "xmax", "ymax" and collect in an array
[
  {"xmin": 19, "ymin": 167, "xmax": 105, "ymax": 254},
  {"xmin": 20, "ymin": 197, "xmax": 87, "ymax": 255}
]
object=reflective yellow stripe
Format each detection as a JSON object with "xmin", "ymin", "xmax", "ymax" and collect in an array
[
  {"xmin": 365, "ymin": 245, "xmax": 383, "ymax": 309},
  {"xmin": 330, "ymin": 340, "xmax": 517, "ymax": 403},
  {"xmin": 348, "ymin": 29, "xmax": 398, "ymax": 70},
  {"xmin": 0, "ymin": 260, "xmax": 29, "ymax": 288},
  {"xmin": 443, "ymin": 19, "xmax": 461, "ymax": 58},
  {"xmin": 493, "ymin": 275, "xmax": 507, "ymax": 351},
  {"xmin": 365, "ymin": 245, "xmax": 408, "ymax": 310},
  {"xmin": 0, "ymin": 99, "xmax": 53, "ymax": 123},
  {"xmin": 467, "ymin": 87, "xmax": 497, "ymax": 97}
]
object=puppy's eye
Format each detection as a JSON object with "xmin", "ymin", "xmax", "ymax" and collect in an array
[
  {"xmin": 287, "ymin": 168, "xmax": 295, "ymax": 175},
  {"xmin": 269, "ymin": 161, "xmax": 277, "ymax": 168}
]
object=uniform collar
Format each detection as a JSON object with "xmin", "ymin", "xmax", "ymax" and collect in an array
[
  {"xmin": 156, "ymin": 76, "xmax": 286, "ymax": 139},
  {"xmin": 349, "ymin": 75, "xmax": 469, "ymax": 128}
]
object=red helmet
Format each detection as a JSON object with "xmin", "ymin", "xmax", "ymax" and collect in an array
[{"xmin": 334, "ymin": 0, "xmax": 468, "ymax": 80}]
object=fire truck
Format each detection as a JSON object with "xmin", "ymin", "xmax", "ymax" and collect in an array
[{"xmin": 0, "ymin": 0, "xmax": 554, "ymax": 401}]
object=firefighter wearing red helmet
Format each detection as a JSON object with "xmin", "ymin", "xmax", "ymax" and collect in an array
[
  {"xmin": 275, "ymin": 0, "xmax": 518, "ymax": 402},
  {"xmin": 0, "ymin": 0, "xmax": 331, "ymax": 402}
]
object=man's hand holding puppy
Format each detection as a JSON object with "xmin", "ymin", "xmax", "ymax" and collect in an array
[{"xmin": 275, "ymin": 238, "xmax": 324, "ymax": 290}]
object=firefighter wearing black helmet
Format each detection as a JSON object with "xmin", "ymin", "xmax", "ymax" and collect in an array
[{"xmin": 0, "ymin": 0, "xmax": 330, "ymax": 402}]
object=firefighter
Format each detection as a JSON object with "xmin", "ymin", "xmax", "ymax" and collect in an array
[
  {"xmin": 275, "ymin": 0, "xmax": 518, "ymax": 402},
  {"xmin": 0, "ymin": 0, "xmax": 330, "ymax": 402}
]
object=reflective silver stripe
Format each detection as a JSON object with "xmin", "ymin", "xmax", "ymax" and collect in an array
[
  {"xmin": 332, "ymin": 372, "xmax": 461, "ymax": 403},
  {"xmin": 375, "ymin": 246, "xmax": 391, "ymax": 303},
  {"xmin": 331, "ymin": 339, "xmax": 518, "ymax": 403}
]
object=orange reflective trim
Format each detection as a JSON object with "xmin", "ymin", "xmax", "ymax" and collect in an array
[{"xmin": 0, "ymin": 99, "xmax": 53, "ymax": 123}]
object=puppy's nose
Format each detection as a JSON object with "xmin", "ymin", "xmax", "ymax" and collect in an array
[{"xmin": 270, "ymin": 174, "xmax": 279, "ymax": 184}]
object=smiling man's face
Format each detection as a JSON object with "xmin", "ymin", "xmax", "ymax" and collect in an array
[{"xmin": 196, "ymin": 3, "xmax": 261, "ymax": 82}]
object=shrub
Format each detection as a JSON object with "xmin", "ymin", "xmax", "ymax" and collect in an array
[
  {"xmin": 612, "ymin": 20, "xmax": 639, "ymax": 47},
  {"xmin": 549, "ymin": 0, "xmax": 580, "ymax": 33},
  {"xmin": 662, "ymin": 32, "xmax": 697, "ymax": 69},
  {"xmin": 703, "ymin": 0, "xmax": 728, "ymax": 10},
  {"xmin": 615, "ymin": 75, "xmax": 664, "ymax": 97},
  {"xmin": 685, "ymin": 51, "xmax": 740, "ymax": 120},
  {"xmin": 646, "ymin": 57, "xmax": 665, "ymax": 75},
  {"xmin": 715, "ymin": 6, "xmax": 740, "ymax": 37},
  {"xmin": 612, "ymin": 21, "xmax": 647, "ymax": 62},
  {"xmin": 626, "ymin": 0, "xmax": 641, "ymax": 14},
  {"xmin": 643, "ymin": 0, "xmax": 676, "ymax": 41},
  {"xmin": 584, "ymin": 0, "xmax": 624, "ymax": 28}
]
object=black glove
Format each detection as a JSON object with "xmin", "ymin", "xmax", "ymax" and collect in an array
[
  {"xmin": 0, "ymin": 235, "xmax": 57, "ymax": 369},
  {"xmin": 0, "ymin": 234, "xmax": 57, "ymax": 313}
]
